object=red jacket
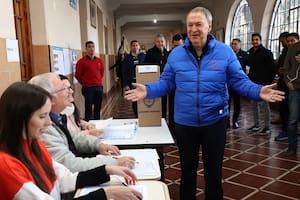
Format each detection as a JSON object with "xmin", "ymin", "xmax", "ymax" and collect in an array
[
  {"xmin": 75, "ymin": 55, "xmax": 104, "ymax": 86},
  {"xmin": 0, "ymin": 140, "xmax": 55, "ymax": 199}
]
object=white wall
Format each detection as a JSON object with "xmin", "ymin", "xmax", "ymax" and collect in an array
[
  {"xmin": 44, "ymin": 0, "xmax": 81, "ymax": 49},
  {"xmin": 30, "ymin": 0, "xmax": 81, "ymax": 50},
  {"xmin": 0, "ymin": 0, "xmax": 16, "ymax": 39},
  {"xmin": 29, "ymin": 0, "xmax": 48, "ymax": 45}
]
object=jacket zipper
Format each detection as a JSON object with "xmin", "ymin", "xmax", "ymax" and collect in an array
[{"xmin": 197, "ymin": 57, "xmax": 201, "ymax": 124}]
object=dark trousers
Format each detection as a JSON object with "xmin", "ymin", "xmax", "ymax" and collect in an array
[
  {"xmin": 162, "ymin": 95, "xmax": 167, "ymax": 119},
  {"xmin": 81, "ymin": 86, "xmax": 103, "ymax": 120},
  {"xmin": 132, "ymin": 101, "xmax": 138, "ymax": 117},
  {"xmin": 278, "ymin": 78, "xmax": 289, "ymax": 131},
  {"xmin": 175, "ymin": 117, "xmax": 227, "ymax": 200},
  {"xmin": 168, "ymin": 91, "xmax": 175, "ymax": 134},
  {"xmin": 130, "ymin": 83, "xmax": 138, "ymax": 117},
  {"xmin": 228, "ymin": 89, "xmax": 240, "ymax": 123}
]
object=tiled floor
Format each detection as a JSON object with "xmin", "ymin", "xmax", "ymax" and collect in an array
[{"xmin": 107, "ymin": 93, "xmax": 300, "ymax": 200}]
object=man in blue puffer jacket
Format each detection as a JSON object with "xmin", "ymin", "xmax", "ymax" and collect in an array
[{"xmin": 125, "ymin": 6, "xmax": 285, "ymax": 200}]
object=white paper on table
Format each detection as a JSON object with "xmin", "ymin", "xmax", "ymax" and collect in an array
[
  {"xmin": 89, "ymin": 118, "xmax": 136, "ymax": 140},
  {"xmin": 132, "ymin": 161, "xmax": 160, "ymax": 177},
  {"xmin": 101, "ymin": 123, "xmax": 136, "ymax": 139},
  {"xmin": 77, "ymin": 184, "xmax": 147, "ymax": 200},
  {"xmin": 112, "ymin": 149, "xmax": 160, "ymax": 178},
  {"xmin": 89, "ymin": 117, "xmax": 113, "ymax": 129},
  {"xmin": 118, "ymin": 149, "xmax": 159, "ymax": 161}
]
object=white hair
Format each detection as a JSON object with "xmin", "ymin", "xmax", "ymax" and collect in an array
[
  {"xmin": 187, "ymin": 6, "xmax": 213, "ymax": 25},
  {"xmin": 28, "ymin": 72, "xmax": 58, "ymax": 94}
]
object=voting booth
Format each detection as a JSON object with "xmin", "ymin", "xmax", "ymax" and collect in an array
[{"xmin": 136, "ymin": 65, "xmax": 161, "ymax": 127}]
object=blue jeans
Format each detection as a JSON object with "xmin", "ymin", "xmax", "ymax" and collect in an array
[
  {"xmin": 81, "ymin": 86, "xmax": 103, "ymax": 120},
  {"xmin": 252, "ymin": 100, "xmax": 270, "ymax": 128},
  {"xmin": 287, "ymin": 89, "xmax": 300, "ymax": 148}
]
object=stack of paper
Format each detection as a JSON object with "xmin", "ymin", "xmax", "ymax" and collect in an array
[
  {"xmin": 116, "ymin": 149, "xmax": 160, "ymax": 179},
  {"xmin": 89, "ymin": 118, "xmax": 137, "ymax": 140},
  {"xmin": 89, "ymin": 117, "xmax": 113, "ymax": 129},
  {"xmin": 101, "ymin": 123, "xmax": 136, "ymax": 139},
  {"xmin": 77, "ymin": 182, "xmax": 147, "ymax": 200}
]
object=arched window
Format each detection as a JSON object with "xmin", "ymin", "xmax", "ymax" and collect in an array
[
  {"xmin": 231, "ymin": 0, "xmax": 254, "ymax": 51},
  {"xmin": 268, "ymin": 0, "xmax": 300, "ymax": 58}
]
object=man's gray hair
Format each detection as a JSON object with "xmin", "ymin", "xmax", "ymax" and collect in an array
[
  {"xmin": 155, "ymin": 34, "xmax": 166, "ymax": 40},
  {"xmin": 187, "ymin": 6, "xmax": 213, "ymax": 25},
  {"xmin": 28, "ymin": 72, "xmax": 57, "ymax": 93}
]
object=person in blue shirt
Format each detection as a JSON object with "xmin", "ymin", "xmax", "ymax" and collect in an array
[
  {"xmin": 122, "ymin": 40, "xmax": 146, "ymax": 117},
  {"xmin": 125, "ymin": 6, "xmax": 285, "ymax": 200}
]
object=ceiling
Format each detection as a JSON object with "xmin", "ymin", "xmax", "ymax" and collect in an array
[{"xmin": 107, "ymin": 0, "xmax": 210, "ymax": 49}]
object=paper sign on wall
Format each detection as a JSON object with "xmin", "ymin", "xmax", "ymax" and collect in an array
[
  {"xmin": 52, "ymin": 46, "xmax": 64, "ymax": 75},
  {"xmin": 6, "ymin": 39, "xmax": 20, "ymax": 62},
  {"xmin": 63, "ymin": 48, "xmax": 72, "ymax": 75},
  {"xmin": 72, "ymin": 50, "xmax": 78, "ymax": 84}
]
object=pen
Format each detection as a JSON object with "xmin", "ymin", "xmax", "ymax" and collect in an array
[
  {"xmin": 120, "ymin": 181, "xmax": 142, "ymax": 200},
  {"xmin": 121, "ymin": 181, "xmax": 128, "ymax": 187}
]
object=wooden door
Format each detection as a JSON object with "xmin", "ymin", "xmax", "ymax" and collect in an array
[{"xmin": 13, "ymin": 0, "xmax": 32, "ymax": 81}]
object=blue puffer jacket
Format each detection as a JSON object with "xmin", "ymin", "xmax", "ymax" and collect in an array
[{"xmin": 146, "ymin": 34, "xmax": 262, "ymax": 127}]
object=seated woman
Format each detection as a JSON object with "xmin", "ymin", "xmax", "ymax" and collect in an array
[
  {"xmin": 0, "ymin": 82, "xmax": 142, "ymax": 200},
  {"xmin": 59, "ymin": 74, "xmax": 103, "ymax": 137}
]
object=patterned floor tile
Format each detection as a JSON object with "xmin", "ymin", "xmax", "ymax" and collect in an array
[
  {"xmin": 262, "ymin": 181, "xmax": 300, "ymax": 199},
  {"xmin": 223, "ymin": 182, "xmax": 256, "ymax": 199},
  {"xmin": 227, "ymin": 173, "xmax": 272, "ymax": 188},
  {"xmin": 223, "ymin": 159, "xmax": 254, "ymax": 171},
  {"xmin": 279, "ymin": 171, "xmax": 300, "ymax": 185},
  {"xmin": 245, "ymin": 191, "xmax": 296, "ymax": 200},
  {"xmin": 260, "ymin": 157, "xmax": 300, "ymax": 170},
  {"xmin": 245, "ymin": 165, "xmax": 287, "ymax": 179},
  {"xmin": 232, "ymin": 152, "xmax": 269, "ymax": 163}
]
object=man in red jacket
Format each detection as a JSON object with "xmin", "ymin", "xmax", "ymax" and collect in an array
[{"xmin": 76, "ymin": 41, "xmax": 104, "ymax": 120}]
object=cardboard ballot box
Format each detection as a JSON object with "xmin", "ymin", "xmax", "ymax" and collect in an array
[{"xmin": 136, "ymin": 65, "xmax": 161, "ymax": 127}]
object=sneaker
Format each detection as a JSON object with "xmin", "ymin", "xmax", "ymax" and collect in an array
[
  {"xmin": 259, "ymin": 128, "xmax": 272, "ymax": 136},
  {"xmin": 247, "ymin": 125, "xmax": 260, "ymax": 132},
  {"xmin": 274, "ymin": 132, "xmax": 288, "ymax": 141},
  {"xmin": 232, "ymin": 122, "xmax": 239, "ymax": 129}
]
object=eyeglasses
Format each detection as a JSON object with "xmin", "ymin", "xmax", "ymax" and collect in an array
[{"xmin": 52, "ymin": 85, "xmax": 72, "ymax": 94}]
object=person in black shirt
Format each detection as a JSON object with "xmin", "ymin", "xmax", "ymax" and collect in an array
[
  {"xmin": 228, "ymin": 38, "xmax": 248, "ymax": 129},
  {"xmin": 144, "ymin": 34, "xmax": 169, "ymax": 119},
  {"xmin": 247, "ymin": 33, "xmax": 276, "ymax": 135}
]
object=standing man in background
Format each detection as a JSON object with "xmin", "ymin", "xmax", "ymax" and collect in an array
[
  {"xmin": 274, "ymin": 32, "xmax": 290, "ymax": 141},
  {"xmin": 283, "ymin": 39, "xmax": 300, "ymax": 156},
  {"xmin": 76, "ymin": 41, "xmax": 104, "ymax": 120},
  {"xmin": 144, "ymin": 34, "xmax": 169, "ymax": 119},
  {"xmin": 229, "ymin": 38, "xmax": 248, "ymax": 129},
  {"xmin": 171, "ymin": 33, "xmax": 184, "ymax": 49},
  {"xmin": 247, "ymin": 33, "xmax": 276, "ymax": 135},
  {"xmin": 122, "ymin": 40, "xmax": 146, "ymax": 117}
]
